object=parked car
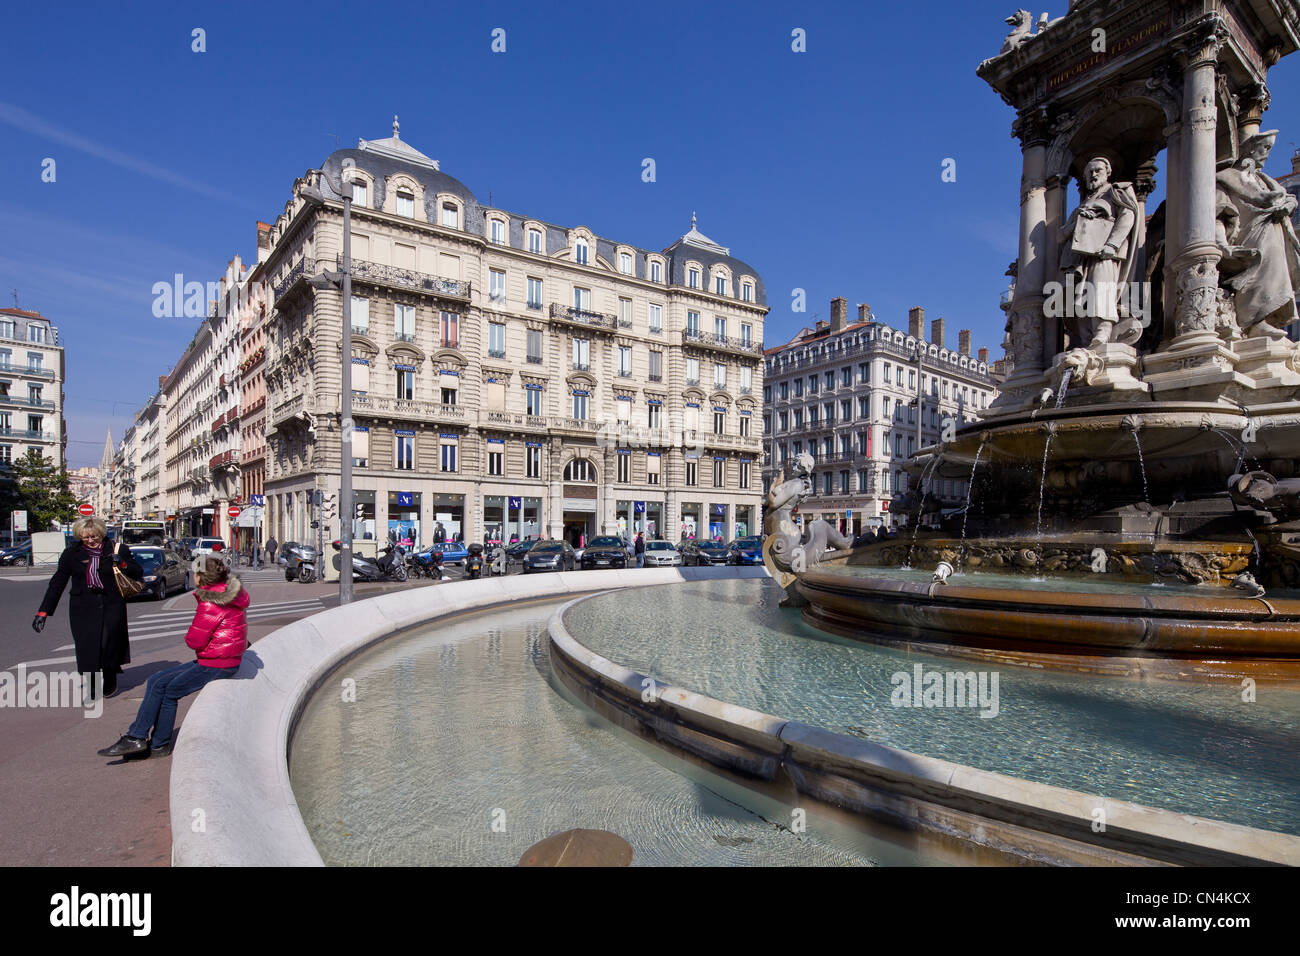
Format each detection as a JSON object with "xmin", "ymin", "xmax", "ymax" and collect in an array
[
  {"xmin": 522, "ymin": 539, "xmax": 575, "ymax": 573},
  {"xmin": 130, "ymin": 546, "xmax": 190, "ymax": 600},
  {"xmin": 642, "ymin": 540, "xmax": 683, "ymax": 567},
  {"xmin": 190, "ymin": 537, "xmax": 230, "ymax": 563},
  {"xmin": 579, "ymin": 535, "xmax": 628, "ymax": 570},
  {"xmin": 430, "ymin": 540, "xmax": 469, "ymax": 566},
  {"xmin": 504, "ymin": 538, "xmax": 539, "ymax": 564},
  {"xmin": 681, "ymin": 538, "xmax": 729, "ymax": 566},
  {"xmin": 0, "ymin": 539, "xmax": 32, "ymax": 566},
  {"xmin": 727, "ymin": 536, "xmax": 764, "ymax": 566}
]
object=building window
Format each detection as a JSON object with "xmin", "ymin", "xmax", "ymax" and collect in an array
[
  {"xmin": 564, "ymin": 458, "xmax": 595, "ymax": 481},
  {"xmin": 27, "ymin": 324, "xmax": 48, "ymax": 344},
  {"xmin": 0, "ymin": 445, "xmax": 11, "ymax": 464},
  {"xmin": 352, "ymin": 180, "xmax": 369, "ymax": 207},
  {"xmin": 617, "ymin": 453, "xmax": 630, "ymax": 483},
  {"xmin": 488, "ymin": 446, "xmax": 504, "ymax": 476},
  {"xmin": 739, "ymin": 460, "xmax": 750, "ymax": 488},
  {"xmin": 648, "ymin": 303, "xmax": 662, "ymax": 333},
  {"xmin": 396, "ymin": 189, "xmax": 415, "ymax": 217},
  {"xmin": 489, "ymin": 269, "xmax": 506, "ymax": 301},
  {"xmin": 808, "ymin": 375, "xmax": 818, "ymax": 395},
  {"xmin": 572, "ymin": 391, "xmax": 589, "ymax": 419},
  {"xmin": 822, "ymin": 472, "xmax": 833, "ymax": 495},
  {"xmin": 528, "ymin": 228, "xmax": 542, "ymax": 253},
  {"xmin": 741, "ymin": 323, "xmax": 752, "ymax": 346},
  {"xmin": 713, "ymin": 363, "xmax": 726, "ymax": 389},
  {"xmin": 619, "ymin": 252, "xmax": 633, "ymax": 275},
  {"xmin": 525, "ymin": 387, "xmax": 542, "ymax": 416},
  {"xmin": 647, "ymin": 454, "xmax": 661, "ymax": 484},
  {"xmin": 648, "ymin": 350, "xmax": 662, "ymax": 381},
  {"xmin": 526, "ymin": 277, "xmax": 543, "ymax": 309},
  {"xmin": 685, "ymin": 357, "xmax": 699, "ymax": 385},
  {"xmin": 647, "ymin": 402, "xmax": 661, "ymax": 428},
  {"xmin": 395, "ymin": 434, "xmax": 415, "ymax": 470},
  {"xmin": 618, "ymin": 346, "xmax": 632, "ymax": 377},
  {"xmin": 440, "ymin": 203, "xmax": 459, "ymax": 228},
  {"xmin": 490, "ymin": 219, "xmax": 506, "ymax": 244},
  {"xmin": 619, "ymin": 297, "xmax": 632, "ymax": 327},
  {"xmin": 650, "ymin": 260, "xmax": 662, "ymax": 282},
  {"xmin": 779, "ymin": 382, "xmax": 789, "ymax": 400},
  {"xmin": 526, "ymin": 329, "xmax": 543, "ymax": 363},
  {"xmin": 713, "ymin": 410, "xmax": 725, "ymax": 434},
  {"xmin": 824, "ymin": 371, "xmax": 835, "ymax": 390},
  {"xmin": 441, "ymin": 311, "xmax": 458, "ymax": 348},
  {"xmin": 685, "ymin": 460, "xmax": 697, "ymax": 486},
  {"xmin": 714, "ymin": 316, "xmax": 727, "ymax": 339},
  {"xmin": 688, "ymin": 267, "xmax": 700, "ymax": 289},
  {"xmin": 574, "ymin": 238, "xmax": 589, "ymax": 265},
  {"xmin": 395, "ymin": 368, "xmax": 414, "ymax": 400},
  {"xmin": 739, "ymin": 366, "xmax": 752, "ymax": 393},
  {"xmin": 859, "ymin": 396, "xmax": 870, "ymax": 418},
  {"xmin": 739, "ymin": 415, "xmax": 751, "ymax": 437},
  {"xmin": 489, "ymin": 322, "xmax": 506, "ymax": 358},
  {"xmin": 351, "ymin": 296, "xmax": 369, "ymax": 334},
  {"xmin": 715, "ymin": 275, "xmax": 727, "ymax": 296},
  {"xmin": 572, "ymin": 338, "xmax": 590, "ymax": 371},
  {"xmin": 573, "ymin": 287, "xmax": 590, "ymax": 312},
  {"xmin": 440, "ymin": 440, "xmax": 457, "ymax": 472},
  {"xmin": 792, "ymin": 409, "xmax": 803, "ymax": 428},
  {"xmin": 686, "ymin": 310, "xmax": 700, "ymax": 335},
  {"xmin": 793, "ymin": 379, "xmax": 802, "ymax": 397},
  {"xmin": 394, "ymin": 303, "xmax": 415, "ymax": 342},
  {"xmin": 713, "ymin": 458, "xmax": 725, "ymax": 487},
  {"xmin": 526, "ymin": 445, "xmax": 541, "ymax": 477}
]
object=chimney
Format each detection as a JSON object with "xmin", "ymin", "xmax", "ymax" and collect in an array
[
  {"xmin": 978, "ymin": 346, "xmax": 989, "ymax": 363},
  {"xmin": 857, "ymin": 303, "xmax": 871, "ymax": 322},
  {"xmin": 930, "ymin": 317, "xmax": 945, "ymax": 348},
  {"xmin": 830, "ymin": 297, "xmax": 847, "ymax": 332},
  {"xmin": 256, "ymin": 221, "xmax": 273, "ymax": 264},
  {"xmin": 815, "ymin": 320, "xmax": 829, "ymax": 332},
  {"xmin": 908, "ymin": 306, "xmax": 925, "ymax": 339},
  {"xmin": 958, "ymin": 329, "xmax": 972, "ymax": 356}
]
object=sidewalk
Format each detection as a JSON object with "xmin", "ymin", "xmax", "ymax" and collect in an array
[{"xmin": 0, "ymin": 575, "xmax": 400, "ymax": 866}]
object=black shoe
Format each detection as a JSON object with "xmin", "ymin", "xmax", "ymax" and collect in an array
[
  {"xmin": 97, "ymin": 735, "xmax": 148, "ymax": 758},
  {"xmin": 148, "ymin": 742, "xmax": 173, "ymax": 757}
]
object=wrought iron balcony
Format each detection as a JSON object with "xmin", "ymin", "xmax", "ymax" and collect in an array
[
  {"xmin": 526, "ymin": 354, "xmax": 544, "ymax": 364},
  {"xmin": 488, "ymin": 348, "xmax": 506, "ymax": 359},
  {"xmin": 548, "ymin": 302, "xmax": 629, "ymax": 332},
  {"xmin": 395, "ymin": 332, "xmax": 416, "ymax": 343},
  {"xmin": 682, "ymin": 328, "xmax": 764, "ymax": 357},
  {"xmin": 273, "ymin": 257, "xmax": 315, "ymax": 304},
  {"xmin": 0, "ymin": 362, "xmax": 55, "ymax": 379},
  {"xmin": 0, "ymin": 428, "xmax": 56, "ymax": 440},
  {"xmin": 344, "ymin": 256, "xmax": 471, "ymax": 301},
  {"xmin": 0, "ymin": 394, "xmax": 55, "ymax": 410}
]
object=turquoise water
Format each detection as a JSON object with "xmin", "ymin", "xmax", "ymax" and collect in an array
[
  {"xmin": 289, "ymin": 600, "xmax": 887, "ymax": 866},
  {"xmin": 563, "ymin": 578, "xmax": 1300, "ymax": 835}
]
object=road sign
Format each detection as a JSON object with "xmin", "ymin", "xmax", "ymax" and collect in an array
[
  {"xmin": 249, "ymin": 494, "xmax": 265, "ymax": 506},
  {"xmin": 227, "ymin": 506, "xmax": 241, "ymax": 518},
  {"xmin": 78, "ymin": 503, "xmax": 95, "ymax": 516}
]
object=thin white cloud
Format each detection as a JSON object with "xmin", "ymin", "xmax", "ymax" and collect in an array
[{"xmin": 0, "ymin": 100, "xmax": 248, "ymax": 206}]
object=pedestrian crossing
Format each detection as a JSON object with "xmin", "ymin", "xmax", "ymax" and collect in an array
[{"xmin": 51, "ymin": 596, "xmax": 326, "ymax": 651}]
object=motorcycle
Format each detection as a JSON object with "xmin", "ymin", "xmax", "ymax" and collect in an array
[
  {"xmin": 465, "ymin": 543, "xmax": 484, "ymax": 580},
  {"xmin": 408, "ymin": 545, "xmax": 449, "ymax": 580},
  {"xmin": 331, "ymin": 541, "xmax": 407, "ymax": 582},
  {"xmin": 282, "ymin": 543, "xmax": 318, "ymax": 583}
]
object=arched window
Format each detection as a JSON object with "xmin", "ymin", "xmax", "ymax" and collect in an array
[
  {"xmin": 396, "ymin": 189, "xmax": 415, "ymax": 217},
  {"xmin": 563, "ymin": 458, "xmax": 596, "ymax": 482},
  {"xmin": 574, "ymin": 237, "xmax": 589, "ymax": 265}
]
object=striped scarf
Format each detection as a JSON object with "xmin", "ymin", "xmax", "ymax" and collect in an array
[{"xmin": 84, "ymin": 542, "xmax": 105, "ymax": 589}]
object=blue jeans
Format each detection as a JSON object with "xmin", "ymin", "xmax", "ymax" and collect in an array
[{"xmin": 128, "ymin": 660, "xmax": 237, "ymax": 748}]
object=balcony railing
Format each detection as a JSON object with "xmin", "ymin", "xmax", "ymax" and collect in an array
[
  {"xmin": 685, "ymin": 377, "xmax": 699, "ymax": 386},
  {"xmin": 571, "ymin": 362, "xmax": 590, "ymax": 372},
  {"xmin": 348, "ymin": 394, "xmax": 466, "ymax": 425},
  {"xmin": 344, "ymin": 256, "xmax": 471, "ymax": 300},
  {"xmin": 0, "ymin": 394, "xmax": 55, "ymax": 410},
  {"xmin": 487, "ymin": 348, "xmax": 506, "ymax": 358},
  {"xmin": 0, "ymin": 428, "xmax": 56, "ymax": 441},
  {"xmin": 548, "ymin": 302, "xmax": 629, "ymax": 332},
  {"xmin": 683, "ymin": 328, "xmax": 765, "ymax": 357},
  {"xmin": 395, "ymin": 332, "xmax": 416, "ymax": 343},
  {"xmin": 648, "ymin": 373, "xmax": 662, "ymax": 382},
  {"xmin": 526, "ymin": 354, "xmax": 543, "ymax": 364},
  {"xmin": 0, "ymin": 362, "xmax": 55, "ymax": 379},
  {"xmin": 273, "ymin": 257, "xmax": 315, "ymax": 303},
  {"xmin": 479, "ymin": 410, "xmax": 548, "ymax": 432}
]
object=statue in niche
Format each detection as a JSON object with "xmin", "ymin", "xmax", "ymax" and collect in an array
[
  {"xmin": 1058, "ymin": 157, "xmax": 1143, "ymax": 349},
  {"xmin": 1215, "ymin": 130, "xmax": 1300, "ymax": 339}
]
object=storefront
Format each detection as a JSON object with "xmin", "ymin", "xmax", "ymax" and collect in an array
[
  {"xmin": 616, "ymin": 498, "xmax": 663, "ymax": 541},
  {"xmin": 679, "ymin": 500, "xmax": 702, "ymax": 541},
  {"xmin": 386, "ymin": 491, "xmax": 421, "ymax": 547},
  {"xmin": 484, "ymin": 494, "xmax": 542, "ymax": 546},
  {"xmin": 708, "ymin": 502, "xmax": 727, "ymax": 541},
  {"xmin": 353, "ymin": 489, "xmax": 377, "ymax": 541},
  {"xmin": 734, "ymin": 504, "xmax": 755, "ymax": 538},
  {"xmin": 431, "ymin": 493, "xmax": 465, "ymax": 543}
]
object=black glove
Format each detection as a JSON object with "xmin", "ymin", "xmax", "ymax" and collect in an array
[{"xmin": 32, "ymin": 614, "xmax": 46, "ymax": 633}]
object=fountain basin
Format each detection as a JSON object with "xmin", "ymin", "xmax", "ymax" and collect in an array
[{"xmin": 797, "ymin": 563, "xmax": 1300, "ymax": 681}]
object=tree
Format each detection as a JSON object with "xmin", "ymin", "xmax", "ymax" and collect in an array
[{"xmin": 0, "ymin": 449, "xmax": 79, "ymax": 532}]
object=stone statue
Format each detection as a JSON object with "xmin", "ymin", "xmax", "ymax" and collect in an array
[
  {"xmin": 762, "ymin": 453, "xmax": 854, "ymax": 603},
  {"xmin": 1059, "ymin": 157, "xmax": 1143, "ymax": 348},
  {"xmin": 1214, "ymin": 130, "xmax": 1300, "ymax": 339},
  {"xmin": 999, "ymin": 11, "xmax": 1034, "ymax": 54}
]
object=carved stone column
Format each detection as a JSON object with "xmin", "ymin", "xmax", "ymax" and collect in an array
[
  {"xmin": 994, "ymin": 108, "xmax": 1051, "ymax": 407},
  {"xmin": 1237, "ymin": 82, "xmax": 1270, "ymax": 143},
  {"xmin": 1145, "ymin": 22, "xmax": 1245, "ymax": 397}
]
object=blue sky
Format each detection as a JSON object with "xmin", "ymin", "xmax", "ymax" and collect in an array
[{"xmin": 4, "ymin": 0, "xmax": 1300, "ymax": 467}]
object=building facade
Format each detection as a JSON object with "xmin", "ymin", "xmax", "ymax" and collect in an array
[
  {"xmin": 0, "ymin": 307, "xmax": 65, "ymax": 471},
  {"xmin": 763, "ymin": 299, "xmax": 1000, "ymax": 532},
  {"xmin": 262, "ymin": 123, "xmax": 767, "ymax": 549},
  {"xmin": 236, "ymin": 224, "xmax": 273, "ymax": 552}
]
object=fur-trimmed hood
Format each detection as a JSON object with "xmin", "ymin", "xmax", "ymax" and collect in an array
[{"xmin": 195, "ymin": 576, "xmax": 245, "ymax": 607}]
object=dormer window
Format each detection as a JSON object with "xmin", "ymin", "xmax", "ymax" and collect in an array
[
  {"xmin": 441, "ymin": 202, "xmax": 459, "ymax": 228},
  {"xmin": 490, "ymin": 219, "xmax": 506, "ymax": 244},
  {"xmin": 619, "ymin": 252, "xmax": 632, "ymax": 275},
  {"xmin": 649, "ymin": 260, "xmax": 662, "ymax": 282},
  {"xmin": 528, "ymin": 228, "xmax": 543, "ymax": 254},
  {"xmin": 351, "ymin": 180, "xmax": 369, "ymax": 208},
  {"xmin": 396, "ymin": 189, "xmax": 415, "ymax": 218},
  {"xmin": 688, "ymin": 267, "xmax": 700, "ymax": 289},
  {"xmin": 741, "ymin": 281, "xmax": 753, "ymax": 302},
  {"xmin": 27, "ymin": 324, "xmax": 48, "ymax": 344},
  {"xmin": 575, "ymin": 238, "xmax": 589, "ymax": 265},
  {"xmin": 714, "ymin": 275, "xmax": 727, "ymax": 296}
]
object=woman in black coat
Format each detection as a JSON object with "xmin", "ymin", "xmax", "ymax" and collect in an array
[{"xmin": 32, "ymin": 516, "xmax": 144, "ymax": 697}]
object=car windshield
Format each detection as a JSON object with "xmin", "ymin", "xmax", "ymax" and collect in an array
[
  {"xmin": 701, "ymin": 541, "xmax": 725, "ymax": 549},
  {"xmin": 132, "ymin": 549, "xmax": 165, "ymax": 572},
  {"xmin": 733, "ymin": 537, "xmax": 761, "ymax": 547},
  {"xmin": 647, "ymin": 542, "xmax": 672, "ymax": 551},
  {"xmin": 532, "ymin": 543, "xmax": 562, "ymax": 553},
  {"xmin": 588, "ymin": 537, "xmax": 622, "ymax": 547}
]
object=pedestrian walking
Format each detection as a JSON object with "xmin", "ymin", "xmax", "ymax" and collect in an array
[
  {"xmin": 97, "ymin": 556, "xmax": 250, "ymax": 760},
  {"xmin": 266, "ymin": 535, "xmax": 278, "ymax": 566},
  {"xmin": 32, "ymin": 516, "xmax": 144, "ymax": 699},
  {"xmin": 634, "ymin": 532, "xmax": 645, "ymax": 568}
]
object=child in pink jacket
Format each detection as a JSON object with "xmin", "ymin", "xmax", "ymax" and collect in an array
[{"xmin": 98, "ymin": 557, "xmax": 251, "ymax": 760}]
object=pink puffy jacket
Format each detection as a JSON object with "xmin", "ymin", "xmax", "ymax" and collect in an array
[{"xmin": 184, "ymin": 576, "xmax": 251, "ymax": 668}]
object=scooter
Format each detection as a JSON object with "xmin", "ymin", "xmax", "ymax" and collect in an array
[
  {"xmin": 332, "ymin": 541, "xmax": 407, "ymax": 582},
  {"xmin": 407, "ymin": 546, "xmax": 446, "ymax": 580},
  {"xmin": 282, "ymin": 543, "xmax": 318, "ymax": 583},
  {"xmin": 465, "ymin": 543, "xmax": 485, "ymax": 579}
]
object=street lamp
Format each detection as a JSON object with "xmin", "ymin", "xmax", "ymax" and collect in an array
[{"xmin": 300, "ymin": 166, "xmax": 355, "ymax": 604}]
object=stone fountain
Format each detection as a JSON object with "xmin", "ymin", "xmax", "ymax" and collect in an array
[{"xmin": 765, "ymin": 0, "xmax": 1300, "ymax": 680}]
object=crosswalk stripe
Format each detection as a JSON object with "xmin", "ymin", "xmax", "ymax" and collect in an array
[{"xmin": 134, "ymin": 599, "xmax": 322, "ymax": 622}]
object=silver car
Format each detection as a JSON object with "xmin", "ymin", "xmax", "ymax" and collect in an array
[{"xmin": 642, "ymin": 540, "xmax": 682, "ymax": 567}]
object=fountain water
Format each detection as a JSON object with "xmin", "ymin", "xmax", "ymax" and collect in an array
[{"xmin": 955, "ymin": 436, "xmax": 987, "ymax": 574}]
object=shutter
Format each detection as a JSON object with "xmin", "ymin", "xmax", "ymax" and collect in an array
[
  {"xmin": 351, "ymin": 358, "xmax": 370, "ymax": 392},
  {"xmin": 487, "ymin": 380, "xmax": 505, "ymax": 410}
]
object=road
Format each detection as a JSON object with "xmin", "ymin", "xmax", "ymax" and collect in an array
[{"xmin": 0, "ymin": 563, "xmax": 454, "ymax": 866}]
